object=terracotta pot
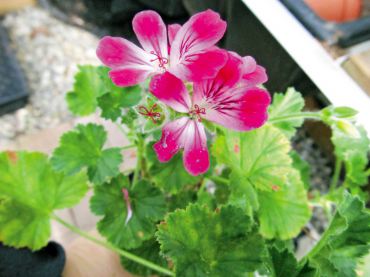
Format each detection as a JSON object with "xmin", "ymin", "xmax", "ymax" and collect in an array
[{"xmin": 305, "ymin": 0, "xmax": 362, "ymax": 22}]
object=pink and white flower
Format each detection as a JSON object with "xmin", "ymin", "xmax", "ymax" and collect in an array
[
  {"xmin": 150, "ymin": 52, "xmax": 271, "ymax": 176},
  {"xmin": 96, "ymin": 10, "xmax": 227, "ymax": 87}
]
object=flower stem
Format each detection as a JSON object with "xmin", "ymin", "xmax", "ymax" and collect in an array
[
  {"xmin": 120, "ymin": 144, "xmax": 136, "ymax": 151},
  {"xmin": 268, "ymin": 112, "xmax": 321, "ymax": 124},
  {"xmin": 208, "ymin": 176, "xmax": 229, "ymax": 185},
  {"xmin": 132, "ymin": 134, "xmax": 145, "ymax": 187},
  {"xmin": 330, "ymin": 158, "xmax": 342, "ymax": 192},
  {"xmin": 52, "ymin": 215, "xmax": 174, "ymax": 276},
  {"xmin": 115, "ymin": 122, "xmax": 128, "ymax": 136}
]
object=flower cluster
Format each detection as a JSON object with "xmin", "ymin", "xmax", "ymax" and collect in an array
[{"xmin": 97, "ymin": 10, "xmax": 271, "ymax": 176}]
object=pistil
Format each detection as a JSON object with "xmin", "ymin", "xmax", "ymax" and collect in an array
[
  {"xmin": 149, "ymin": 51, "xmax": 168, "ymax": 69},
  {"xmin": 189, "ymin": 104, "xmax": 206, "ymax": 122}
]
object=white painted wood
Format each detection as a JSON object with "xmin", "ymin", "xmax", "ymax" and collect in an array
[{"xmin": 242, "ymin": 0, "xmax": 370, "ymax": 133}]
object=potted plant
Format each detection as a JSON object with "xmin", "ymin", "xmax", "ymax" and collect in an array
[{"xmin": 0, "ymin": 9, "xmax": 369, "ymax": 277}]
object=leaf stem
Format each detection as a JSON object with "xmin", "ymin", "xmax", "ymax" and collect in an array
[
  {"xmin": 330, "ymin": 158, "xmax": 342, "ymax": 192},
  {"xmin": 120, "ymin": 144, "xmax": 136, "ymax": 151},
  {"xmin": 132, "ymin": 134, "xmax": 145, "ymax": 187},
  {"xmin": 268, "ymin": 112, "xmax": 321, "ymax": 124},
  {"xmin": 115, "ymin": 122, "xmax": 128, "ymax": 136},
  {"xmin": 52, "ymin": 214, "xmax": 174, "ymax": 276},
  {"xmin": 208, "ymin": 176, "xmax": 229, "ymax": 185}
]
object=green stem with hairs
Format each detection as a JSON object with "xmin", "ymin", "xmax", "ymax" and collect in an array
[
  {"xmin": 120, "ymin": 144, "xmax": 136, "ymax": 151},
  {"xmin": 132, "ymin": 133, "xmax": 145, "ymax": 187},
  {"xmin": 268, "ymin": 112, "xmax": 322, "ymax": 124},
  {"xmin": 330, "ymin": 158, "xmax": 342, "ymax": 192},
  {"xmin": 52, "ymin": 215, "xmax": 174, "ymax": 276},
  {"xmin": 208, "ymin": 176, "xmax": 229, "ymax": 185}
]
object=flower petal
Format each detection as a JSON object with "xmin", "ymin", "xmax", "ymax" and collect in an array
[
  {"xmin": 149, "ymin": 72, "xmax": 191, "ymax": 113},
  {"xmin": 168, "ymin": 24, "xmax": 181, "ymax": 46},
  {"xmin": 183, "ymin": 120, "xmax": 210, "ymax": 176},
  {"xmin": 169, "ymin": 9, "xmax": 227, "ymax": 81},
  {"xmin": 241, "ymin": 56, "xmax": 268, "ymax": 87},
  {"xmin": 133, "ymin": 10, "xmax": 168, "ymax": 60},
  {"xmin": 193, "ymin": 51, "xmax": 243, "ymax": 103},
  {"xmin": 202, "ymin": 87, "xmax": 271, "ymax": 131},
  {"xmin": 109, "ymin": 68, "xmax": 151, "ymax": 87},
  {"xmin": 170, "ymin": 49, "xmax": 228, "ymax": 82},
  {"xmin": 96, "ymin": 36, "xmax": 152, "ymax": 69},
  {"xmin": 153, "ymin": 117, "xmax": 190, "ymax": 162},
  {"xmin": 171, "ymin": 10, "xmax": 226, "ymax": 62}
]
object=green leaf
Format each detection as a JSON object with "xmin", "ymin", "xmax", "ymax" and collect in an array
[
  {"xmin": 321, "ymin": 106, "xmax": 369, "ymax": 193},
  {"xmin": 268, "ymin": 247, "xmax": 300, "ymax": 277},
  {"xmin": 228, "ymin": 171, "xmax": 259, "ymax": 217},
  {"xmin": 120, "ymin": 239, "xmax": 168, "ymax": 277},
  {"xmin": 258, "ymin": 169, "xmax": 311, "ymax": 239},
  {"xmin": 0, "ymin": 152, "xmax": 88, "ymax": 250},
  {"xmin": 290, "ymin": 151, "xmax": 311, "ymax": 189},
  {"xmin": 51, "ymin": 123, "xmax": 122, "ymax": 185},
  {"xmin": 66, "ymin": 65, "xmax": 107, "ymax": 116},
  {"xmin": 213, "ymin": 126, "xmax": 311, "ymax": 239},
  {"xmin": 268, "ymin": 88, "xmax": 305, "ymax": 137},
  {"xmin": 307, "ymin": 192, "xmax": 370, "ymax": 277},
  {"xmin": 90, "ymin": 175, "xmax": 166, "ymax": 249},
  {"xmin": 213, "ymin": 125, "xmax": 292, "ymax": 191},
  {"xmin": 267, "ymin": 247, "xmax": 316, "ymax": 277},
  {"xmin": 335, "ymin": 126, "xmax": 369, "ymax": 189},
  {"xmin": 157, "ymin": 204, "xmax": 266, "ymax": 277},
  {"xmin": 98, "ymin": 85, "xmax": 141, "ymax": 121},
  {"xmin": 146, "ymin": 143, "xmax": 201, "ymax": 194}
]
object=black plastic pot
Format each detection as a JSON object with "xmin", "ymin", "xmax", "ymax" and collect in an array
[
  {"xmin": 0, "ymin": 241, "xmax": 65, "ymax": 277},
  {"xmin": 280, "ymin": 0, "xmax": 370, "ymax": 47}
]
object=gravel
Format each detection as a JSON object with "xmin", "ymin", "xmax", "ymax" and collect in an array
[{"xmin": 0, "ymin": 6, "xmax": 99, "ymax": 145}]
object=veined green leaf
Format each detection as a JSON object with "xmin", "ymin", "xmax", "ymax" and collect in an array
[
  {"xmin": 213, "ymin": 125, "xmax": 311, "ymax": 239},
  {"xmin": 90, "ymin": 176, "xmax": 166, "ymax": 249},
  {"xmin": 307, "ymin": 192, "xmax": 370, "ymax": 277},
  {"xmin": 120, "ymin": 239, "xmax": 168, "ymax": 277},
  {"xmin": 98, "ymin": 85, "xmax": 141, "ymax": 121},
  {"xmin": 290, "ymin": 151, "xmax": 311, "ymax": 189},
  {"xmin": 258, "ymin": 169, "xmax": 311, "ymax": 239},
  {"xmin": 267, "ymin": 246, "xmax": 316, "ymax": 277},
  {"xmin": 213, "ymin": 125, "xmax": 292, "ymax": 191},
  {"xmin": 157, "ymin": 204, "xmax": 266, "ymax": 277},
  {"xmin": 268, "ymin": 88, "xmax": 305, "ymax": 138},
  {"xmin": 51, "ymin": 123, "xmax": 122, "ymax": 185},
  {"xmin": 0, "ymin": 152, "xmax": 88, "ymax": 250},
  {"xmin": 66, "ymin": 65, "xmax": 107, "ymax": 116}
]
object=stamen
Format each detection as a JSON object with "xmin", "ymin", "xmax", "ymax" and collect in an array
[
  {"xmin": 122, "ymin": 188, "xmax": 133, "ymax": 225},
  {"xmin": 189, "ymin": 104, "xmax": 206, "ymax": 122},
  {"xmin": 138, "ymin": 104, "xmax": 161, "ymax": 124},
  {"xmin": 149, "ymin": 51, "xmax": 168, "ymax": 68}
]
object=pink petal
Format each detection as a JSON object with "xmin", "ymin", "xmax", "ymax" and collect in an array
[
  {"xmin": 149, "ymin": 72, "xmax": 191, "ymax": 113},
  {"xmin": 133, "ymin": 10, "xmax": 168, "ymax": 61},
  {"xmin": 241, "ymin": 56, "xmax": 268, "ymax": 87},
  {"xmin": 169, "ymin": 10, "xmax": 227, "ymax": 81},
  {"xmin": 183, "ymin": 120, "xmax": 210, "ymax": 176},
  {"xmin": 170, "ymin": 49, "xmax": 228, "ymax": 82},
  {"xmin": 96, "ymin": 36, "xmax": 152, "ymax": 69},
  {"xmin": 109, "ymin": 68, "xmax": 151, "ymax": 87},
  {"xmin": 193, "ymin": 51, "xmax": 243, "ymax": 103},
  {"xmin": 153, "ymin": 117, "xmax": 190, "ymax": 162},
  {"xmin": 153, "ymin": 117, "xmax": 210, "ymax": 176},
  {"xmin": 202, "ymin": 87, "xmax": 271, "ymax": 131},
  {"xmin": 168, "ymin": 24, "xmax": 181, "ymax": 46}
]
